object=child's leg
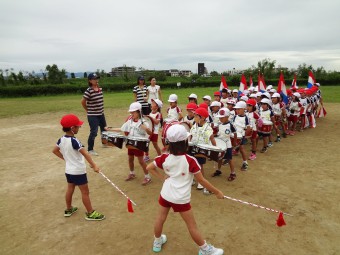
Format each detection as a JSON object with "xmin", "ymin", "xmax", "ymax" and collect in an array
[
  {"xmin": 128, "ymin": 155, "xmax": 134, "ymax": 171},
  {"xmin": 152, "ymin": 141, "xmax": 162, "ymax": 156},
  {"xmin": 229, "ymin": 159, "xmax": 235, "ymax": 173},
  {"xmin": 137, "ymin": 156, "xmax": 149, "ymax": 175},
  {"xmin": 263, "ymin": 136, "xmax": 268, "ymax": 148},
  {"xmin": 78, "ymin": 184, "xmax": 94, "ymax": 213},
  {"xmin": 179, "ymin": 209, "xmax": 205, "ymax": 246},
  {"xmin": 251, "ymin": 137, "xmax": 257, "ymax": 152},
  {"xmin": 239, "ymin": 144, "xmax": 246, "ymax": 161},
  {"xmin": 154, "ymin": 205, "xmax": 171, "ymax": 238},
  {"xmin": 65, "ymin": 183, "xmax": 76, "ymax": 209}
]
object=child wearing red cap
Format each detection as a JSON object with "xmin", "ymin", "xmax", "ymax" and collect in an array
[
  {"xmin": 183, "ymin": 102, "xmax": 198, "ymax": 127},
  {"xmin": 146, "ymin": 124, "xmax": 224, "ymax": 255},
  {"xmin": 189, "ymin": 107, "xmax": 216, "ymax": 194},
  {"xmin": 52, "ymin": 114, "xmax": 105, "ymax": 221}
]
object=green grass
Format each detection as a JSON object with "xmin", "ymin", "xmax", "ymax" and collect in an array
[{"xmin": 0, "ymin": 86, "xmax": 339, "ymax": 118}]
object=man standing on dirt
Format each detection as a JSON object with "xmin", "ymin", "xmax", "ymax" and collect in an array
[{"xmin": 81, "ymin": 73, "xmax": 108, "ymax": 156}]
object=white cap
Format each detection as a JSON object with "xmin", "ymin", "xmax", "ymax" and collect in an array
[
  {"xmin": 243, "ymin": 90, "xmax": 250, "ymax": 95},
  {"xmin": 234, "ymin": 101, "xmax": 247, "ymax": 109},
  {"xmin": 248, "ymin": 87, "xmax": 255, "ymax": 91},
  {"xmin": 188, "ymin": 93, "xmax": 198, "ymax": 99},
  {"xmin": 249, "ymin": 94, "xmax": 257, "ymax": 98},
  {"xmin": 262, "ymin": 92, "xmax": 271, "ymax": 99},
  {"xmin": 266, "ymin": 85, "xmax": 273, "ymax": 90},
  {"xmin": 269, "ymin": 88, "xmax": 277, "ymax": 93},
  {"xmin": 293, "ymin": 92, "xmax": 301, "ymax": 98},
  {"xmin": 202, "ymin": 95, "xmax": 211, "ymax": 101},
  {"xmin": 210, "ymin": 101, "xmax": 221, "ymax": 107},
  {"xmin": 168, "ymin": 94, "xmax": 178, "ymax": 102},
  {"xmin": 227, "ymin": 89, "xmax": 232, "ymax": 93},
  {"xmin": 240, "ymin": 95, "xmax": 249, "ymax": 101},
  {"xmin": 166, "ymin": 124, "xmax": 191, "ymax": 142},
  {"xmin": 261, "ymin": 98, "xmax": 271, "ymax": 105},
  {"xmin": 151, "ymin": 98, "xmax": 163, "ymax": 108},
  {"xmin": 232, "ymin": 89, "xmax": 238, "ymax": 93},
  {"xmin": 315, "ymin": 83, "xmax": 320, "ymax": 87},
  {"xmin": 256, "ymin": 92, "xmax": 262, "ymax": 97},
  {"xmin": 216, "ymin": 108, "xmax": 230, "ymax": 117},
  {"xmin": 254, "ymin": 87, "xmax": 259, "ymax": 92},
  {"xmin": 272, "ymin": 92, "xmax": 281, "ymax": 98},
  {"xmin": 226, "ymin": 98, "xmax": 236, "ymax": 105},
  {"xmin": 128, "ymin": 102, "xmax": 142, "ymax": 112}
]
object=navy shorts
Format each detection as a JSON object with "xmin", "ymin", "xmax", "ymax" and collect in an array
[
  {"xmin": 65, "ymin": 173, "xmax": 88, "ymax": 185},
  {"xmin": 195, "ymin": 156, "xmax": 206, "ymax": 165},
  {"xmin": 223, "ymin": 148, "xmax": 233, "ymax": 160}
]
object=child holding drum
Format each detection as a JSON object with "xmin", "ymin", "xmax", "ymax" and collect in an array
[
  {"xmin": 120, "ymin": 102, "xmax": 153, "ymax": 185},
  {"xmin": 146, "ymin": 124, "xmax": 224, "ymax": 255},
  {"xmin": 189, "ymin": 107, "xmax": 216, "ymax": 194},
  {"xmin": 258, "ymin": 98, "xmax": 276, "ymax": 153},
  {"xmin": 52, "ymin": 114, "xmax": 105, "ymax": 221},
  {"xmin": 211, "ymin": 108, "xmax": 237, "ymax": 181}
]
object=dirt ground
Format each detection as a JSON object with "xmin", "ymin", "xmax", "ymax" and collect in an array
[{"xmin": 1, "ymin": 103, "xmax": 340, "ymax": 255}]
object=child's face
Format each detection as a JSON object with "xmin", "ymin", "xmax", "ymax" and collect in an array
[
  {"xmin": 211, "ymin": 106, "xmax": 220, "ymax": 113},
  {"xmin": 227, "ymin": 104, "xmax": 234, "ymax": 110},
  {"xmin": 130, "ymin": 111, "xmax": 140, "ymax": 120},
  {"xmin": 71, "ymin": 126, "xmax": 81, "ymax": 134},
  {"xmin": 261, "ymin": 103, "xmax": 268, "ymax": 110},
  {"xmin": 170, "ymin": 102, "xmax": 177, "ymax": 108},
  {"xmin": 214, "ymin": 95, "xmax": 220, "ymax": 101},
  {"xmin": 272, "ymin": 97, "xmax": 279, "ymax": 104},
  {"xmin": 187, "ymin": 109, "xmax": 195, "ymax": 117},
  {"xmin": 236, "ymin": 108, "xmax": 245, "ymax": 115},
  {"xmin": 203, "ymin": 99, "xmax": 210, "ymax": 105},
  {"xmin": 247, "ymin": 104, "xmax": 253, "ymax": 112},
  {"xmin": 233, "ymin": 92, "xmax": 238, "ymax": 97},
  {"xmin": 256, "ymin": 96, "xmax": 261, "ymax": 102},
  {"xmin": 194, "ymin": 114, "xmax": 204, "ymax": 124},
  {"xmin": 221, "ymin": 92, "xmax": 227, "ymax": 99},
  {"xmin": 219, "ymin": 116, "xmax": 229, "ymax": 123},
  {"xmin": 151, "ymin": 101, "xmax": 158, "ymax": 111}
]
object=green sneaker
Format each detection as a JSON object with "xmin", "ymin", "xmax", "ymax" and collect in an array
[
  {"xmin": 64, "ymin": 206, "xmax": 78, "ymax": 217},
  {"xmin": 85, "ymin": 210, "xmax": 105, "ymax": 221}
]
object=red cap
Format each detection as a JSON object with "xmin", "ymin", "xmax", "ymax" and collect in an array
[
  {"xmin": 186, "ymin": 102, "xmax": 198, "ymax": 110},
  {"xmin": 246, "ymin": 99, "xmax": 257, "ymax": 106},
  {"xmin": 60, "ymin": 114, "xmax": 84, "ymax": 128},
  {"xmin": 198, "ymin": 103, "xmax": 209, "ymax": 110},
  {"xmin": 195, "ymin": 107, "xmax": 209, "ymax": 118},
  {"xmin": 214, "ymin": 91, "xmax": 221, "ymax": 96}
]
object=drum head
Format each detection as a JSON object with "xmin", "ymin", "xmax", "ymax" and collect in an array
[
  {"xmin": 215, "ymin": 138, "xmax": 227, "ymax": 150},
  {"xmin": 180, "ymin": 122, "xmax": 191, "ymax": 132},
  {"xmin": 196, "ymin": 144, "xmax": 222, "ymax": 152},
  {"xmin": 127, "ymin": 136, "xmax": 150, "ymax": 141}
]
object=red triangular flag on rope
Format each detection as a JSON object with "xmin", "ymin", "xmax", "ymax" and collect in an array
[
  {"xmin": 127, "ymin": 199, "xmax": 134, "ymax": 213},
  {"xmin": 276, "ymin": 211, "xmax": 286, "ymax": 227}
]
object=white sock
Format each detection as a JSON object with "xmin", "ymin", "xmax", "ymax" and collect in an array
[
  {"xmin": 130, "ymin": 171, "xmax": 135, "ymax": 175},
  {"xmin": 243, "ymin": 161, "xmax": 248, "ymax": 164},
  {"xmin": 145, "ymin": 174, "xmax": 151, "ymax": 179},
  {"xmin": 200, "ymin": 241, "xmax": 208, "ymax": 250}
]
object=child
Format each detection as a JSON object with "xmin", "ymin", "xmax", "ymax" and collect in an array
[
  {"xmin": 183, "ymin": 102, "xmax": 198, "ymax": 127},
  {"xmin": 189, "ymin": 107, "xmax": 216, "ymax": 194},
  {"xmin": 146, "ymin": 124, "xmax": 224, "ymax": 255},
  {"xmin": 188, "ymin": 93, "xmax": 198, "ymax": 104},
  {"xmin": 210, "ymin": 101, "xmax": 222, "ymax": 136},
  {"xmin": 220, "ymin": 88, "xmax": 229, "ymax": 105},
  {"xmin": 232, "ymin": 89, "xmax": 239, "ymax": 102},
  {"xmin": 246, "ymin": 99, "xmax": 260, "ymax": 160},
  {"xmin": 287, "ymin": 92, "xmax": 302, "ymax": 135},
  {"xmin": 52, "ymin": 114, "xmax": 105, "ymax": 221},
  {"xmin": 121, "ymin": 102, "xmax": 153, "ymax": 185},
  {"xmin": 232, "ymin": 101, "xmax": 251, "ymax": 170},
  {"xmin": 271, "ymin": 93, "xmax": 287, "ymax": 140},
  {"xmin": 211, "ymin": 108, "xmax": 237, "ymax": 181},
  {"xmin": 225, "ymin": 99, "xmax": 236, "ymax": 122},
  {"xmin": 258, "ymin": 98, "xmax": 276, "ymax": 153},
  {"xmin": 165, "ymin": 94, "xmax": 183, "ymax": 123},
  {"xmin": 145, "ymin": 99, "xmax": 163, "ymax": 160}
]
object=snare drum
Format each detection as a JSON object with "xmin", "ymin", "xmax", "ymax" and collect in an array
[
  {"xmin": 161, "ymin": 121, "xmax": 190, "ymax": 146},
  {"xmin": 258, "ymin": 124, "xmax": 272, "ymax": 134},
  {"xmin": 107, "ymin": 133, "xmax": 125, "ymax": 149},
  {"xmin": 187, "ymin": 141, "xmax": 197, "ymax": 154},
  {"xmin": 126, "ymin": 136, "xmax": 150, "ymax": 152},
  {"xmin": 194, "ymin": 144, "xmax": 225, "ymax": 162}
]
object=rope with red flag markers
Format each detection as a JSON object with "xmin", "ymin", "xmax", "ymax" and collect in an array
[
  {"xmin": 223, "ymin": 195, "xmax": 293, "ymax": 216},
  {"xmin": 100, "ymin": 172, "xmax": 137, "ymax": 206}
]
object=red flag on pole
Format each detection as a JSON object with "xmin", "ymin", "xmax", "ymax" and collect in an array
[{"xmin": 219, "ymin": 75, "xmax": 228, "ymax": 91}]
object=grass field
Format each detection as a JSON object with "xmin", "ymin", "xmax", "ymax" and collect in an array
[{"xmin": 0, "ymin": 86, "xmax": 339, "ymax": 118}]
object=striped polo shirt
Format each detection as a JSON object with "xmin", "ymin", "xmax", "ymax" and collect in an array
[
  {"xmin": 133, "ymin": 85, "xmax": 149, "ymax": 108},
  {"xmin": 83, "ymin": 87, "xmax": 104, "ymax": 116}
]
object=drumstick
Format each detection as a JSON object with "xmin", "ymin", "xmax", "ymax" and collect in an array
[{"xmin": 99, "ymin": 172, "xmax": 137, "ymax": 206}]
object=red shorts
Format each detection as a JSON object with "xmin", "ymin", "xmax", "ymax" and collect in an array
[
  {"xmin": 128, "ymin": 148, "xmax": 144, "ymax": 157},
  {"xmin": 288, "ymin": 115, "xmax": 298, "ymax": 122},
  {"xmin": 251, "ymin": 130, "xmax": 258, "ymax": 139},
  {"xmin": 149, "ymin": 134, "xmax": 158, "ymax": 143},
  {"xmin": 158, "ymin": 195, "xmax": 191, "ymax": 212}
]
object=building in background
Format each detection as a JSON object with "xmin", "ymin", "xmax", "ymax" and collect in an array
[
  {"xmin": 198, "ymin": 63, "xmax": 205, "ymax": 75},
  {"xmin": 111, "ymin": 66, "xmax": 136, "ymax": 77}
]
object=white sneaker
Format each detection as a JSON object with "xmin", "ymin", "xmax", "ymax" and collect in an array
[
  {"xmin": 88, "ymin": 150, "xmax": 98, "ymax": 156},
  {"xmin": 199, "ymin": 244, "xmax": 224, "ymax": 255},
  {"xmin": 153, "ymin": 234, "xmax": 167, "ymax": 252},
  {"xmin": 203, "ymin": 188, "xmax": 212, "ymax": 195},
  {"xmin": 197, "ymin": 183, "xmax": 204, "ymax": 190}
]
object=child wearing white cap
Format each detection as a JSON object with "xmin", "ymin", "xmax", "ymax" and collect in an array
[
  {"xmin": 188, "ymin": 93, "xmax": 198, "ymax": 104},
  {"xmin": 232, "ymin": 89, "xmax": 239, "ymax": 102},
  {"xmin": 212, "ymin": 108, "xmax": 237, "ymax": 181},
  {"xmin": 287, "ymin": 93, "xmax": 302, "ymax": 135},
  {"xmin": 146, "ymin": 124, "xmax": 224, "ymax": 255},
  {"xmin": 271, "ymin": 93, "xmax": 287, "ymax": 141},
  {"xmin": 165, "ymin": 94, "xmax": 183, "ymax": 123},
  {"xmin": 120, "ymin": 102, "xmax": 153, "ymax": 185},
  {"xmin": 210, "ymin": 101, "xmax": 222, "ymax": 137},
  {"xmin": 258, "ymin": 99, "xmax": 276, "ymax": 153}
]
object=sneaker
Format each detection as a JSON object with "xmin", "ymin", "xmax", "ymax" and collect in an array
[
  {"xmin": 88, "ymin": 150, "xmax": 98, "ymax": 156},
  {"xmin": 248, "ymin": 153, "xmax": 256, "ymax": 160},
  {"xmin": 153, "ymin": 234, "xmax": 167, "ymax": 253},
  {"xmin": 203, "ymin": 188, "xmax": 212, "ymax": 195},
  {"xmin": 144, "ymin": 156, "xmax": 150, "ymax": 162},
  {"xmin": 222, "ymin": 159, "xmax": 229, "ymax": 165},
  {"xmin": 241, "ymin": 162, "xmax": 248, "ymax": 171},
  {"xmin": 197, "ymin": 183, "xmax": 204, "ymax": 190},
  {"xmin": 85, "ymin": 210, "xmax": 105, "ymax": 221},
  {"xmin": 199, "ymin": 244, "xmax": 224, "ymax": 255},
  {"xmin": 267, "ymin": 142, "xmax": 273, "ymax": 148},
  {"xmin": 125, "ymin": 173, "xmax": 136, "ymax": 181},
  {"xmin": 142, "ymin": 177, "xmax": 152, "ymax": 186},
  {"xmin": 211, "ymin": 170, "xmax": 222, "ymax": 177},
  {"xmin": 260, "ymin": 147, "xmax": 267, "ymax": 153},
  {"xmin": 64, "ymin": 206, "xmax": 78, "ymax": 217},
  {"xmin": 275, "ymin": 137, "xmax": 281, "ymax": 142}
]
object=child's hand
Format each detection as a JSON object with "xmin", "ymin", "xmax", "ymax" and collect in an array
[
  {"xmin": 91, "ymin": 164, "xmax": 100, "ymax": 173},
  {"xmin": 215, "ymin": 190, "xmax": 224, "ymax": 199}
]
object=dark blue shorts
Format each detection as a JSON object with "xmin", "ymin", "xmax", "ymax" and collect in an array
[
  {"xmin": 65, "ymin": 173, "xmax": 88, "ymax": 185},
  {"xmin": 223, "ymin": 148, "xmax": 233, "ymax": 160},
  {"xmin": 195, "ymin": 156, "xmax": 206, "ymax": 165}
]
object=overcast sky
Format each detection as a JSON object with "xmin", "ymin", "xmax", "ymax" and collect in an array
[{"xmin": 1, "ymin": 0, "xmax": 340, "ymax": 74}]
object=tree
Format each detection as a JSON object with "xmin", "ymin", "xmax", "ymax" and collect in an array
[
  {"xmin": 253, "ymin": 58, "xmax": 276, "ymax": 79},
  {"xmin": 45, "ymin": 64, "xmax": 67, "ymax": 84},
  {"xmin": 71, "ymin": 73, "xmax": 75, "ymax": 79},
  {"xmin": 296, "ymin": 63, "xmax": 314, "ymax": 78},
  {"xmin": 210, "ymin": 71, "xmax": 219, "ymax": 76},
  {"xmin": 84, "ymin": 72, "xmax": 88, "ymax": 78}
]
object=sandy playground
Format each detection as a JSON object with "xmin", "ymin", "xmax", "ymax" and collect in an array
[{"xmin": 1, "ymin": 103, "xmax": 340, "ymax": 255}]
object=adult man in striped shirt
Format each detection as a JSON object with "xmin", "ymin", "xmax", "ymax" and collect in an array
[{"xmin": 81, "ymin": 73, "xmax": 108, "ymax": 156}]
